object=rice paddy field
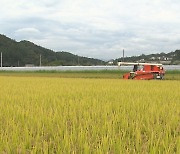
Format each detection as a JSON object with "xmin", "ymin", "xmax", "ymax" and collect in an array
[{"xmin": 0, "ymin": 71, "xmax": 179, "ymax": 153}]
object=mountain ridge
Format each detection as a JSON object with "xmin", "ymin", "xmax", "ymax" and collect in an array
[{"xmin": 0, "ymin": 34, "xmax": 105, "ymax": 66}]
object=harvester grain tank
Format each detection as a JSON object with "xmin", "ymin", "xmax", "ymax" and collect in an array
[{"xmin": 118, "ymin": 62, "xmax": 165, "ymax": 80}]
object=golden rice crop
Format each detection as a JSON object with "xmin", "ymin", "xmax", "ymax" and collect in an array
[{"xmin": 0, "ymin": 76, "xmax": 179, "ymax": 153}]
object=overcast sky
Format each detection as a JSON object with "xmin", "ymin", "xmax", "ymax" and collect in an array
[{"xmin": 0, "ymin": 0, "xmax": 180, "ymax": 59}]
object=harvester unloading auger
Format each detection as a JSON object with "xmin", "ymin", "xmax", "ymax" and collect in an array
[{"xmin": 118, "ymin": 62, "xmax": 165, "ymax": 80}]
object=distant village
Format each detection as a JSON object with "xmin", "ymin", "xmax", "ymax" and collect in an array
[
  {"xmin": 108, "ymin": 50, "xmax": 180, "ymax": 65},
  {"xmin": 137, "ymin": 56, "xmax": 173, "ymax": 64}
]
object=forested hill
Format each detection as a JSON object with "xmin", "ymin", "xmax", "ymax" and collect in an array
[
  {"xmin": 113, "ymin": 50, "xmax": 180, "ymax": 65},
  {"xmin": 0, "ymin": 34, "xmax": 105, "ymax": 66}
]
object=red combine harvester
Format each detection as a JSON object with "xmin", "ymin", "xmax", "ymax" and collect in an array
[{"xmin": 118, "ymin": 62, "xmax": 165, "ymax": 80}]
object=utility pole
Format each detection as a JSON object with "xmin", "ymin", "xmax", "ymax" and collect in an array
[
  {"xmin": 40, "ymin": 54, "xmax": 42, "ymax": 67},
  {"xmin": 122, "ymin": 49, "xmax": 125, "ymax": 62},
  {"xmin": 1, "ymin": 52, "xmax": 2, "ymax": 67},
  {"xmin": 78, "ymin": 57, "xmax": 79, "ymax": 65}
]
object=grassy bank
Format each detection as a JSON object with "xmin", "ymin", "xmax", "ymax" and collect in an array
[
  {"xmin": 0, "ymin": 70, "xmax": 125, "ymax": 79},
  {"xmin": 164, "ymin": 70, "xmax": 180, "ymax": 80},
  {"xmin": 0, "ymin": 70, "xmax": 179, "ymax": 80}
]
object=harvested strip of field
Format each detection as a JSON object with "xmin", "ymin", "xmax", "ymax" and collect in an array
[
  {"xmin": 0, "ymin": 70, "xmax": 179, "ymax": 80},
  {"xmin": 0, "ymin": 76, "xmax": 179, "ymax": 153}
]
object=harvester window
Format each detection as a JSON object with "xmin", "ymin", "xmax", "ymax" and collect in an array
[
  {"xmin": 139, "ymin": 65, "xmax": 143, "ymax": 71},
  {"xmin": 133, "ymin": 65, "xmax": 138, "ymax": 72}
]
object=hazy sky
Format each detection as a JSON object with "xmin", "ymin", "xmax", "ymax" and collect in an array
[{"xmin": 0, "ymin": 0, "xmax": 180, "ymax": 59}]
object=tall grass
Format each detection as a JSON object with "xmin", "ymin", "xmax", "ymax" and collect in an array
[{"xmin": 0, "ymin": 76, "xmax": 179, "ymax": 153}]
